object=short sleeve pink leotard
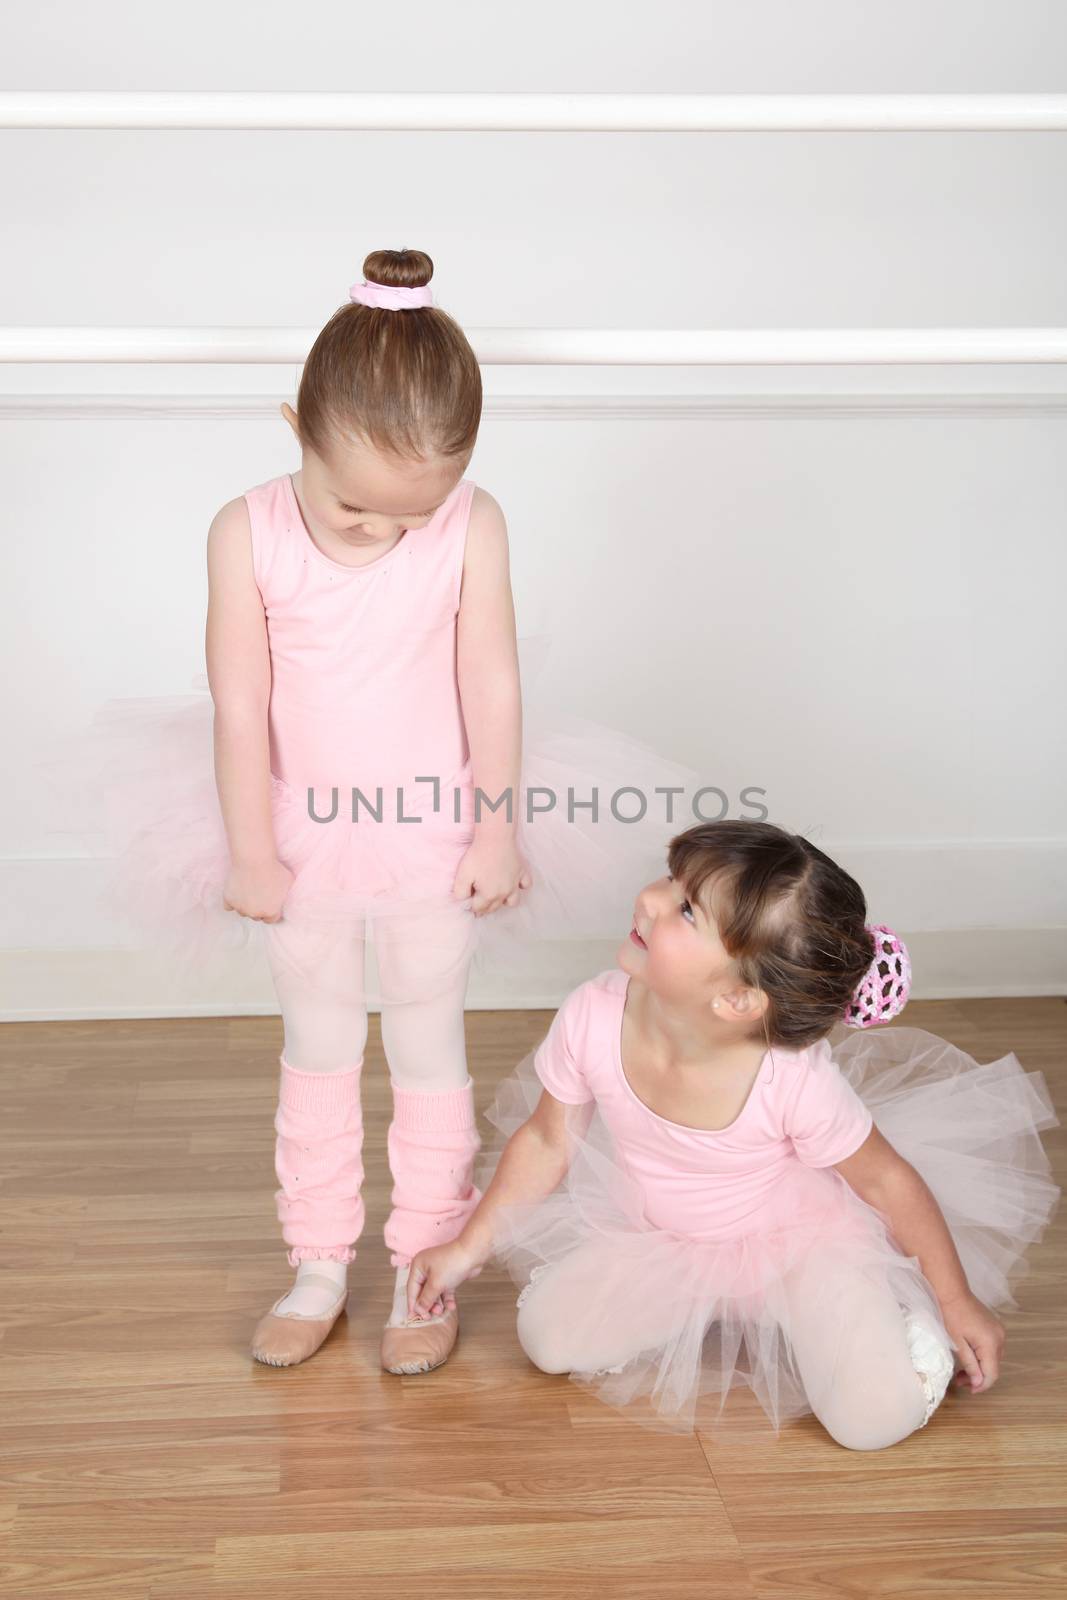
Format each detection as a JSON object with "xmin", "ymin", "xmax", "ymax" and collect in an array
[{"xmin": 534, "ymin": 967, "xmax": 874, "ymax": 1242}]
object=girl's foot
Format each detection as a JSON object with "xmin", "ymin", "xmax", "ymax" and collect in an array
[
  {"xmin": 903, "ymin": 1306, "xmax": 956, "ymax": 1426},
  {"xmin": 251, "ymin": 1259, "xmax": 349, "ymax": 1367},
  {"xmin": 380, "ymin": 1263, "xmax": 459, "ymax": 1375}
]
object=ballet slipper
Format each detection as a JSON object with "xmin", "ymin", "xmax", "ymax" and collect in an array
[
  {"xmin": 380, "ymin": 1303, "xmax": 459, "ymax": 1375},
  {"xmin": 250, "ymin": 1273, "xmax": 349, "ymax": 1367},
  {"xmin": 902, "ymin": 1306, "xmax": 957, "ymax": 1426}
]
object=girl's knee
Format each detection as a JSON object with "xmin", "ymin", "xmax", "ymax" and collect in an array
[
  {"xmin": 516, "ymin": 1298, "xmax": 573, "ymax": 1374},
  {"xmin": 282, "ymin": 1018, "xmax": 369, "ymax": 1071},
  {"xmin": 819, "ymin": 1376, "xmax": 930, "ymax": 1451}
]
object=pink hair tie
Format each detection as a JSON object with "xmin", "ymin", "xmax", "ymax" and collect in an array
[
  {"xmin": 349, "ymin": 278, "xmax": 434, "ymax": 311},
  {"xmin": 843, "ymin": 923, "xmax": 912, "ymax": 1028}
]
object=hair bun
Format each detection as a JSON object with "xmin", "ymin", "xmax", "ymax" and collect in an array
[
  {"xmin": 361, "ymin": 247, "xmax": 434, "ymax": 291},
  {"xmin": 842, "ymin": 924, "xmax": 912, "ymax": 1028}
]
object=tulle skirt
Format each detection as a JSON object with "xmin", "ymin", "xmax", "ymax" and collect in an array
[
  {"xmin": 43, "ymin": 638, "xmax": 708, "ymax": 1007},
  {"xmin": 476, "ymin": 1022, "xmax": 1062, "ymax": 1436}
]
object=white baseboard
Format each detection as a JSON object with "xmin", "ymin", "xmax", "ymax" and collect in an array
[
  {"xmin": 4, "ymin": 839, "xmax": 1064, "ymax": 1020},
  {"xmin": 2, "ymin": 928, "xmax": 1064, "ymax": 1022}
]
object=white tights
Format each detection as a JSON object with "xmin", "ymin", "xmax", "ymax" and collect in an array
[
  {"xmin": 516, "ymin": 1244, "xmax": 952, "ymax": 1450},
  {"xmin": 263, "ymin": 911, "xmax": 472, "ymax": 1089},
  {"xmin": 262, "ymin": 910, "xmax": 474, "ymax": 1315}
]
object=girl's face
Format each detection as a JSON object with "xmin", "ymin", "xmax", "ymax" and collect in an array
[
  {"xmin": 620, "ymin": 871, "xmax": 739, "ymax": 1010},
  {"xmin": 286, "ymin": 408, "xmax": 467, "ymax": 548}
]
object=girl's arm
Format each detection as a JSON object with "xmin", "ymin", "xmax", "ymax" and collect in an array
[
  {"xmin": 834, "ymin": 1127, "xmax": 1005, "ymax": 1391},
  {"xmin": 835, "ymin": 1128, "xmax": 970, "ymax": 1302},
  {"xmin": 453, "ymin": 487, "xmax": 529, "ymax": 914},
  {"xmin": 205, "ymin": 499, "xmax": 292, "ymax": 919},
  {"xmin": 407, "ymin": 1088, "xmax": 592, "ymax": 1318}
]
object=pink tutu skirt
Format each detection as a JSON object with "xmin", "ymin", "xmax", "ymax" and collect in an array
[
  {"xmin": 476, "ymin": 1025, "xmax": 1061, "ymax": 1435},
  {"xmin": 44, "ymin": 638, "xmax": 707, "ymax": 1007}
]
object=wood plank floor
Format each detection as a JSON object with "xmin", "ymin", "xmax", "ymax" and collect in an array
[{"xmin": 1, "ymin": 997, "xmax": 1064, "ymax": 1599}]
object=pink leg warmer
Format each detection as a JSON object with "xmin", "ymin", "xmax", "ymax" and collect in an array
[
  {"xmin": 383, "ymin": 1077, "xmax": 483, "ymax": 1269},
  {"xmin": 274, "ymin": 1053, "xmax": 365, "ymax": 1267}
]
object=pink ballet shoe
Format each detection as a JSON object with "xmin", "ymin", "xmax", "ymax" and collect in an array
[
  {"xmin": 380, "ymin": 1303, "xmax": 459, "ymax": 1375},
  {"xmin": 382, "ymin": 1273, "xmax": 460, "ymax": 1376},
  {"xmin": 251, "ymin": 1274, "xmax": 348, "ymax": 1367}
]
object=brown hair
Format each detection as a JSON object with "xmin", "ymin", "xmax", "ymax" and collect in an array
[
  {"xmin": 294, "ymin": 248, "xmax": 482, "ymax": 463},
  {"xmin": 667, "ymin": 820, "xmax": 876, "ymax": 1052}
]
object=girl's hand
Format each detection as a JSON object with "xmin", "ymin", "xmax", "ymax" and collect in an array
[
  {"xmin": 407, "ymin": 1239, "xmax": 483, "ymax": 1319},
  {"xmin": 452, "ymin": 835, "xmax": 533, "ymax": 917},
  {"xmin": 222, "ymin": 857, "xmax": 294, "ymax": 922},
  {"xmin": 940, "ymin": 1291, "xmax": 1006, "ymax": 1394}
]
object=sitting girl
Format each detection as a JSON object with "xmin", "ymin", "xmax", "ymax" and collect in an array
[{"xmin": 404, "ymin": 820, "xmax": 1060, "ymax": 1449}]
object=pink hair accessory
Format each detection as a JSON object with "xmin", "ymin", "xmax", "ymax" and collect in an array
[
  {"xmin": 843, "ymin": 923, "xmax": 912, "ymax": 1028},
  {"xmin": 349, "ymin": 278, "xmax": 434, "ymax": 310}
]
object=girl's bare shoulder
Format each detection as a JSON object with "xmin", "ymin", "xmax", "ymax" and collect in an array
[
  {"xmin": 206, "ymin": 496, "xmax": 257, "ymax": 595},
  {"xmin": 459, "ymin": 485, "xmax": 512, "ymax": 602},
  {"xmin": 466, "ymin": 483, "xmax": 507, "ymax": 541},
  {"xmin": 207, "ymin": 494, "xmax": 252, "ymax": 551}
]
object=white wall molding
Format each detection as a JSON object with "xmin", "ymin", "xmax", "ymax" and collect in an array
[
  {"xmin": 2, "ymin": 91, "xmax": 1066, "ymax": 132},
  {"xmin": 2, "ymin": 392, "xmax": 1066, "ymax": 422},
  {"xmin": 4, "ymin": 327, "xmax": 1067, "ymax": 366}
]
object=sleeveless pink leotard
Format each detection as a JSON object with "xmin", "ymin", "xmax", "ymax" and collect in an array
[
  {"xmin": 248, "ymin": 472, "xmax": 473, "ymax": 797},
  {"xmin": 243, "ymin": 472, "xmax": 478, "ymax": 912}
]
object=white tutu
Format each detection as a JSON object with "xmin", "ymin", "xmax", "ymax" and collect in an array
[
  {"xmin": 39, "ymin": 636, "xmax": 708, "ymax": 1007},
  {"xmin": 475, "ymin": 1023, "xmax": 1061, "ymax": 1435}
]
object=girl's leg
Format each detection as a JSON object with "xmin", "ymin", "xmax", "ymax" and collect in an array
[
  {"xmin": 516, "ymin": 1244, "xmax": 954, "ymax": 1446},
  {"xmin": 375, "ymin": 905, "xmax": 481, "ymax": 1268},
  {"xmin": 776, "ymin": 1251, "xmax": 953, "ymax": 1450},
  {"xmin": 255, "ymin": 918, "xmax": 369, "ymax": 1349},
  {"xmin": 515, "ymin": 1242, "xmax": 686, "ymax": 1376},
  {"xmin": 374, "ymin": 904, "xmax": 479, "ymax": 1373}
]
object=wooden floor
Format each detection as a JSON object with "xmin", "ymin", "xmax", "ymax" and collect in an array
[{"xmin": 1, "ymin": 996, "xmax": 1065, "ymax": 1599}]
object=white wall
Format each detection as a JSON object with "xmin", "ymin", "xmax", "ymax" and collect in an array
[{"xmin": 2, "ymin": 0, "xmax": 1065, "ymax": 1017}]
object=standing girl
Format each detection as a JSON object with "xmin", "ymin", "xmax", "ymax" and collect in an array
[
  {"xmin": 80, "ymin": 247, "xmax": 701, "ymax": 1377},
  {"xmin": 407, "ymin": 821, "xmax": 1061, "ymax": 1447},
  {"xmin": 214, "ymin": 247, "xmax": 526, "ymax": 1373}
]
